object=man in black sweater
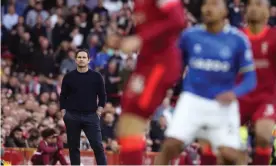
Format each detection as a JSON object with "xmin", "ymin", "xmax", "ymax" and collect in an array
[{"xmin": 60, "ymin": 49, "xmax": 107, "ymax": 165}]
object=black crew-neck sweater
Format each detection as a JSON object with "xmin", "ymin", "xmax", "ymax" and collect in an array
[{"xmin": 59, "ymin": 69, "xmax": 106, "ymax": 112}]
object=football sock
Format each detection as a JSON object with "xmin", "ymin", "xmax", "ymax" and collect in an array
[
  {"xmin": 200, "ymin": 145, "xmax": 217, "ymax": 165},
  {"xmin": 184, "ymin": 154, "xmax": 193, "ymax": 165},
  {"xmin": 118, "ymin": 135, "xmax": 145, "ymax": 165},
  {"xmin": 252, "ymin": 146, "xmax": 272, "ymax": 165},
  {"xmin": 176, "ymin": 153, "xmax": 191, "ymax": 165}
]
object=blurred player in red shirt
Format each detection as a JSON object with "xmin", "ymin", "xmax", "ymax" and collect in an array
[
  {"xmin": 114, "ymin": 0, "xmax": 187, "ymax": 164},
  {"xmin": 239, "ymin": 0, "xmax": 276, "ymax": 164}
]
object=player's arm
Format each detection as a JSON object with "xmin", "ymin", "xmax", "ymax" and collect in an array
[
  {"xmin": 271, "ymin": 54, "xmax": 276, "ymax": 77},
  {"xmin": 96, "ymin": 72, "xmax": 106, "ymax": 108},
  {"xmin": 178, "ymin": 32, "xmax": 190, "ymax": 79},
  {"xmin": 137, "ymin": 0, "xmax": 187, "ymax": 43},
  {"xmin": 269, "ymin": 34, "xmax": 276, "ymax": 77},
  {"xmin": 178, "ymin": 31, "xmax": 189, "ymax": 68},
  {"xmin": 39, "ymin": 141, "xmax": 57, "ymax": 153},
  {"xmin": 233, "ymin": 36, "xmax": 257, "ymax": 97},
  {"xmin": 59, "ymin": 74, "xmax": 70, "ymax": 110}
]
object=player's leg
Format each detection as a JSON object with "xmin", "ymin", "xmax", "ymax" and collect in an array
[
  {"xmin": 209, "ymin": 101, "xmax": 241, "ymax": 164},
  {"xmin": 236, "ymin": 99, "xmax": 253, "ymax": 165},
  {"xmin": 236, "ymin": 126, "xmax": 250, "ymax": 165},
  {"xmin": 197, "ymin": 139, "xmax": 217, "ymax": 165},
  {"xmin": 252, "ymin": 104, "xmax": 276, "ymax": 165},
  {"xmin": 63, "ymin": 111, "xmax": 82, "ymax": 165},
  {"xmin": 217, "ymin": 135, "xmax": 241, "ymax": 163},
  {"xmin": 155, "ymin": 92, "xmax": 200, "ymax": 165},
  {"xmin": 197, "ymin": 129, "xmax": 224, "ymax": 165},
  {"xmin": 116, "ymin": 64, "xmax": 171, "ymax": 165},
  {"xmin": 217, "ymin": 147, "xmax": 240, "ymax": 165},
  {"xmin": 116, "ymin": 113, "xmax": 146, "ymax": 165},
  {"xmin": 271, "ymin": 138, "xmax": 276, "ymax": 164},
  {"xmin": 198, "ymin": 127, "xmax": 248, "ymax": 165},
  {"xmin": 56, "ymin": 150, "xmax": 68, "ymax": 165}
]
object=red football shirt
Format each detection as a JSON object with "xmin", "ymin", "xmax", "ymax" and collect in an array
[
  {"xmin": 134, "ymin": 0, "xmax": 186, "ymax": 63},
  {"xmin": 240, "ymin": 26, "xmax": 276, "ymax": 103}
]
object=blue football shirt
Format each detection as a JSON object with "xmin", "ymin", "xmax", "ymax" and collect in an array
[{"xmin": 179, "ymin": 24, "xmax": 255, "ymax": 99}]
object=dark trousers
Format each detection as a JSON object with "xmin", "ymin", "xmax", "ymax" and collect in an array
[{"xmin": 63, "ymin": 110, "xmax": 107, "ymax": 165}]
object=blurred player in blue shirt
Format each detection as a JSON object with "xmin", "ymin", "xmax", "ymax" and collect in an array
[{"xmin": 155, "ymin": 0, "xmax": 257, "ymax": 165}]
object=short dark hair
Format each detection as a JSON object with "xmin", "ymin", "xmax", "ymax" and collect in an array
[
  {"xmin": 75, "ymin": 49, "xmax": 90, "ymax": 59},
  {"xmin": 29, "ymin": 128, "xmax": 40, "ymax": 140},
  {"xmin": 10, "ymin": 126, "xmax": 23, "ymax": 138},
  {"xmin": 11, "ymin": 126, "xmax": 23, "ymax": 134},
  {"xmin": 24, "ymin": 117, "xmax": 36, "ymax": 124},
  {"xmin": 41, "ymin": 128, "xmax": 56, "ymax": 139}
]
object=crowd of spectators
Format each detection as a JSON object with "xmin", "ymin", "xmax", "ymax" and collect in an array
[{"xmin": 1, "ymin": 0, "xmax": 276, "ymax": 154}]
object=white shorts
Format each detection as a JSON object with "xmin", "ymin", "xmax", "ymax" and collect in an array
[{"xmin": 166, "ymin": 92, "xmax": 241, "ymax": 153}]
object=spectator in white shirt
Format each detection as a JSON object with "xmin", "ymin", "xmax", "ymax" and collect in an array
[
  {"xmin": 50, "ymin": 8, "xmax": 62, "ymax": 28},
  {"xmin": 70, "ymin": 27, "xmax": 84, "ymax": 47},
  {"xmin": 103, "ymin": 0, "xmax": 123, "ymax": 14},
  {"xmin": 3, "ymin": 5, "xmax": 19, "ymax": 30}
]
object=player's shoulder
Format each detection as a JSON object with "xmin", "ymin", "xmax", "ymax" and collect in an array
[
  {"xmin": 225, "ymin": 25, "xmax": 248, "ymax": 39},
  {"xmin": 239, "ymin": 25, "xmax": 276, "ymax": 34},
  {"xmin": 268, "ymin": 26, "xmax": 276, "ymax": 31},
  {"xmin": 64, "ymin": 70, "xmax": 76, "ymax": 77},
  {"xmin": 225, "ymin": 25, "xmax": 250, "ymax": 46},
  {"xmin": 268, "ymin": 27, "xmax": 276, "ymax": 44},
  {"xmin": 90, "ymin": 69, "xmax": 104, "ymax": 79},
  {"xmin": 61, "ymin": 70, "xmax": 76, "ymax": 81},
  {"xmin": 180, "ymin": 24, "xmax": 205, "ymax": 39},
  {"xmin": 268, "ymin": 26, "xmax": 276, "ymax": 33}
]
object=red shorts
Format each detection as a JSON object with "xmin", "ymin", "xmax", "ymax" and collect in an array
[
  {"xmin": 121, "ymin": 61, "xmax": 181, "ymax": 119},
  {"xmin": 239, "ymin": 99, "xmax": 276, "ymax": 125}
]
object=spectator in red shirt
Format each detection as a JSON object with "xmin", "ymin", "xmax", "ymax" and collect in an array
[{"xmin": 31, "ymin": 128, "xmax": 68, "ymax": 165}]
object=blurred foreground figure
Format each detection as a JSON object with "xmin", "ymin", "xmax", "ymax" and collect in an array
[
  {"xmin": 155, "ymin": 0, "xmax": 257, "ymax": 165},
  {"xmin": 115, "ymin": 0, "xmax": 187, "ymax": 164},
  {"xmin": 238, "ymin": 0, "xmax": 276, "ymax": 165}
]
